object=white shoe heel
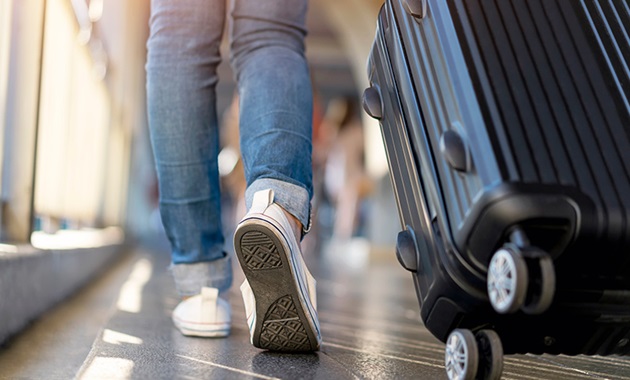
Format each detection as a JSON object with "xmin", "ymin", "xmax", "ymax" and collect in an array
[
  {"xmin": 172, "ymin": 287, "xmax": 231, "ymax": 337},
  {"xmin": 235, "ymin": 189, "xmax": 321, "ymax": 352}
]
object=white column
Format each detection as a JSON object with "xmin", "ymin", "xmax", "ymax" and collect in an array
[{"xmin": 1, "ymin": 0, "xmax": 47, "ymax": 243}]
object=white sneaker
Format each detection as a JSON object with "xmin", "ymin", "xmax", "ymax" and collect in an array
[
  {"xmin": 234, "ymin": 189, "xmax": 321, "ymax": 352},
  {"xmin": 172, "ymin": 287, "xmax": 231, "ymax": 337}
]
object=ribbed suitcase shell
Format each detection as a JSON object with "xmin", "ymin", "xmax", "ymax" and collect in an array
[
  {"xmin": 367, "ymin": 0, "xmax": 630, "ymax": 356},
  {"xmin": 453, "ymin": 0, "xmax": 630, "ymax": 241}
]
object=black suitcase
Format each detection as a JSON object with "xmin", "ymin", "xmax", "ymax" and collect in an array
[{"xmin": 363, "ymin": 0, "xmax": 630, "ymax": 378}]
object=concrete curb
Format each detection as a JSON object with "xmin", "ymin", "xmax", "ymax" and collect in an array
[{"xmin": 0, "ymin": 242, "xmax": 125, "ymax": 344}]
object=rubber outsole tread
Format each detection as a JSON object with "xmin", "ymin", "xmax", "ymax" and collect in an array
[
  {"xmin": 241, "ymin": 231, "xmax": 283, "ymax": 270},
  {"xmin": 259, "ymin": 295, "xmax": 311, "ymax": 351}
]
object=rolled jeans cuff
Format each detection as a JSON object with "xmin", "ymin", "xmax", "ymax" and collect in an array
[
  {"xmin": 245, "ymin": 178, "xmax": 311, "ymax": 232},
  {"xmin": 170, "ymin": 255, "xmax": 233, "ymax": 297}
]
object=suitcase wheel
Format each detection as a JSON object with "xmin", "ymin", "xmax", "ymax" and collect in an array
[
  {"xmin": 521, "ymin": 253, "xmax": 555, "ymax": 315},
  {"xmin": 475, "ymin": 330, "xmax": 504, "ymax": 380},
  {"xmin": 445, "ymin": 329, "xmax": 478, "ymax": 380},
  {"xmin": 487, "ymin": 248, "xmax": 529, "ymax": 314},
  {"xmin": 487, "ymin": 245, "xmax": 556, "ymax": 315},
  {"xmin": 444, "ymin": 329, "xmax": 503, "ymax": 380}
]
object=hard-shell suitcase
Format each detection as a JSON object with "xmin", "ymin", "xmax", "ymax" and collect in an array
[{"xmin": 363, "ymin": 0, "xmax": 630, "ymax": 378}]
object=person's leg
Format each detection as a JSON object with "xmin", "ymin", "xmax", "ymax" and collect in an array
[
  {"xmin": 146, "ymin": 0, "xmax": 231, "ymax": 298},
  {"xmin": 229, "ymin": 0, "xmax": 320, "ymax": 352},
  {"xmin": 230, "ymin": 0, "xmax": 313, "ymax": 230}
]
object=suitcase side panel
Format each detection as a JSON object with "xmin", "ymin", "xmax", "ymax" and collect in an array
[
  {"xmin": 368, "ymin": 5, "xmax": 479, "ymax": 300},
  {"xmin": 368, "ymin": 6, "xmax": 492, "ymax": 340},
  {"xmin": 387, "ymin": 0, "xmax": 523, "ymax": 278},
  {"xmin": 389, "ymin": 0, "xmax": 504, "ymax": 225}
]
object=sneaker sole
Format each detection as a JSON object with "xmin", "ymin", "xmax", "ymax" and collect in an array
[
  {"xmin": 176, "ymin": 326, "xmax": 231, "ymax": 338},
  {"xmin": 173, "ymin": 319, "xmax": 231, "ymax": 338},
  {"xmin": 235, "ymin": 220, "xmax": 320, "ymax": 352}
]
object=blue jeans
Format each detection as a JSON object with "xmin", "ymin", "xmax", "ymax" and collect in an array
[{"xmin": 146, "ymin": 0, "xmax": 313, "ymax": 296}]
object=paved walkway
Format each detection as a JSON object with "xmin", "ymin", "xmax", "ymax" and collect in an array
[{"xmin": 1, "ymin": 235, "xmax": 630, "ymax": 379}]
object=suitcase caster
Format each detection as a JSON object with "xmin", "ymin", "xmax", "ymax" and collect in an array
[
  {"xmin": 521, "ymin": 252, "xmax": 555, "ymax": 315},
  {"xmin": 487, "ymin": 245, "xmax": 556, "ymax": 314},
  {"xmin": 444, "ymin": 329, "xmax": 503, "ymax": 380},
  {"xmin": 475, "ymin": 330, "xmax": 503, "ymax": 380},
  {"xmin": 487, "ymin": 247, "xmax": 528, "ymax": 314},
  {"xmin": 445, "ymin": 329, "xmax": 478, "ymax": 380}
]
